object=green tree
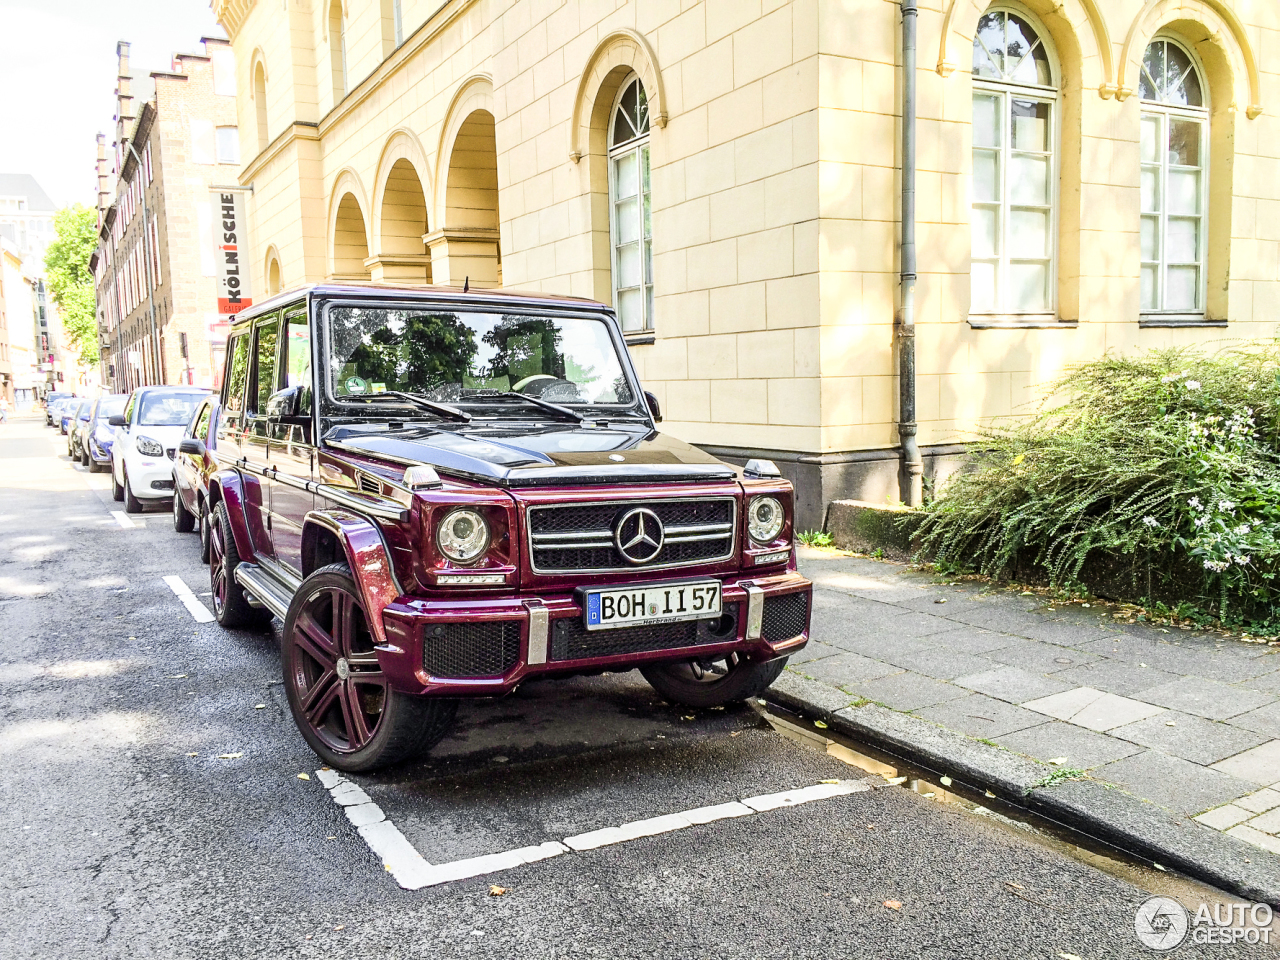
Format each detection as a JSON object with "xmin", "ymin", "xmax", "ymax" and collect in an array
[{"xmin": 44, "ymin": 204, "xmax": 100, "ymax": 365}]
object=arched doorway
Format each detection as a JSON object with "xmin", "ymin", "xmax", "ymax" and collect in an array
[
  {"xmin": 374, "ymin": 158, "xmax": 431, "ymax": 282},
  {"xmin": 331, "ymin": 192, "xmax": 371, "ymax": 279},
  {"xmin": 429, "ymin": 107, "xmax": 501, "ymax": 288}
]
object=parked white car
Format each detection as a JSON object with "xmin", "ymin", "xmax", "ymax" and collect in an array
[{"xmin": 110, "ymin": 386, "xmax": 210, "ymax": 513}]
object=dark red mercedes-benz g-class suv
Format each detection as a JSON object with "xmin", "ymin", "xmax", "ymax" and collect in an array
[{"xmin": 202, "ymin": 284, "xmax": 811, "ymax": 771}]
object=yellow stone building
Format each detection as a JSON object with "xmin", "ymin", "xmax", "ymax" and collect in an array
[{"xmin": 211, "ymin": 0, "xmax": 1279, "ymax": 528}]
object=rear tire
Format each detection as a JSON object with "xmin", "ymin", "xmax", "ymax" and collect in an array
[
  {"xmin": 208, "ymin": 500, "xmax": 271, "ymax": 629},
  {"xmin": 640, "ymin": 655, "xmax": 789, "ymax": 709},
  {"xmin": 173, "ymin": 489, "xmax": 196, "ymax": 533},
  {"xmin": 282, "ymin": 563, "xmax": 457, "ymax": 772},
  {"xmin": 123, "ymin": 468, "xmax": 144, "ymax": 514},
  {"xmin": 198, "ymin": 505, "xmax": 212, "ymax": 564}
]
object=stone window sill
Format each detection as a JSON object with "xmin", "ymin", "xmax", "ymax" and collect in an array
[
  {"xmin": 624, "ymin": 332, "xmax": 656, "ymax": 346},
  {"xmin": 968, "ymin": 314, "xmax": 1077, "ymax": 329},
  {"xmin": 1139, "ymin": 315, "xmax": 1227, "ymax": 328}
]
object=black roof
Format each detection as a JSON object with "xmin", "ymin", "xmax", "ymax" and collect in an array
[{"xmin": 228, "ymin": 282, "xmax": 611, "ymax": 330}]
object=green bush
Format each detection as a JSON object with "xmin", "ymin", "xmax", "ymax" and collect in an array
[{"xmin": 917, "ymin": 343, "xmax": 1280, "ymax": 628}]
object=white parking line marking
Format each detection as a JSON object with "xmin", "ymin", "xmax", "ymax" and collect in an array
[
  {"xmin": 110, "ymin": 511, "xmax": 137, "ymax": 529},
  {"xmin": 162, "ymin": 576, "xmax": 215, "ymax": 623},
  {"xmin": 317, "ymin": 768, "xmax": 870, "ymax": 890}
]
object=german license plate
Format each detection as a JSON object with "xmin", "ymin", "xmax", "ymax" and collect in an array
[{"xmin": 584, "ymin": 580, "xmax": 722, "ymax": 631}]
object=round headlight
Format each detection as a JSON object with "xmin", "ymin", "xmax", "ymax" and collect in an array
[
  {"xmin": 748, "ymin": 496, "xmax": 784, "ymax": 544},
  {"xmin": 436, "ymin": 508, "xmax": 490, "ymax": 563}
]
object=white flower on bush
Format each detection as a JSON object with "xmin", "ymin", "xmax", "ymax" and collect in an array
[
  {"xmin": 1142, "ymin": 516, "xmax": 1159, "ymax": 528},
  {"xmin": 1185, "ymin": 380, "xmax": 1202, "ymax": 390},
  {"xmin": 1161, "ymin": 371, "xmax": 1188, "ymax": 383},
  {"xmin": 1219, "ymin": 500, "xmax": 1235, "ymax": 513},
  {"xmin": 1236, "ymin": 524, "xmax": 1252, "ymax": 535},
  {"xmin": 1188, "ymin": 497, "xmax": 1202, "ymax": 509},
  {"xmin": 1194, "ymin": 516, "xmax": 1210, "ymax": 528},
  {"xmin": 1204, "ymin": 559, "xmax": 1230, "ymax": 572},
  {"xmin": 1235, "ymin": 555, "xmax": 1251, "ymax": 566}
]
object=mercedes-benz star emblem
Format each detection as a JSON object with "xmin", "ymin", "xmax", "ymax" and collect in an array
[{"xmin": 614, "ymin": 507, "xmax": 664, "ymax": 564}]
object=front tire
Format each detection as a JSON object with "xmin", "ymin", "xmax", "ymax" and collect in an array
[
  {"xmin": 208, "ymin": 500, "xmax": 270, "ymax": 629},
  {"xmin": 198, "ymin": 505, "xmax": 212, "ymax": 564},
  {"xmin": 110, "ymin": 464, "xmax": 124, "ymax": 501},
  {"xmin": 80, "ymin": 447, "xmax": 89, "ymax": 468},
  {"xmin": 173, "ymin": 489, "xmax": 195, "ymax": 533},
  {"xmin": 282, "ymin": 563, "xmax": 457, "ymax": 772},
  {"xmin": 640, "ymin": 654, "xmax": 789, "ymax": 709},
  {"xmin": 123, "ymin": 468, "xmax": 144, "ymax": 514}
]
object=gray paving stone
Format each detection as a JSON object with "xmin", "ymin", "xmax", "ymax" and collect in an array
[
  {"xmin": 986, "ymin": 640, "xmax": 1100, "ymax": 674},
  {"xmin": 878, "ymin": 646, "xmax": 997, "ymax": 681},
  {"xmin": 845, "ymin": 670, "xmax": 969, "ymax": 712},
  {"xmin": 793, "ymin": 651, "xmax": 901, "ymax": 687},
  {"xmin": 809, "ymin": 570, "xmax": 934, "ymax": 604},
  {"xmin": 954, "ymin": 665, "xmax": 1071, "ymax": 703},
  {"xmin": 784, "ymin": 639, "xmax": 840, "ymax": 665},
  {"xmin": 1023, "ymin": 687, "xmax": 1167, "ymax": 731},
  {"xmin": 1133, "ymin": 675, "xmax": 1274, "ymax": 720},
  {"xmin": 1015, "ymin": 620, "xmax": 1121, "ymax": 646},
  {"xmin": 1109, "ymin": 711, "xmax": 1269, "ymax": 765},
  {"xmin": 914, "ymin": 693, "xmax": 1049, "ymax": 739},
  {"xmin": 994, "ymin": 720, "xmax": 1145, "ymax": 770},
  {"xmin": 1227, "ymin": 701, "xmax": 1280, "ymax": 740},
  {"xmin": 909, "ymin": 625, "xmax": 1024, "ymax": 655},
  {"xmin": 1050, "ymin": 660, "xmax": 1181, "ymax": 697},
  {"xmin": 1241, "ymin": 667, "xmax": 1280, "ymax": 697},
  {"xmin": 1075, "ymin": 636, "xmax": 1274, "ymax": 683},
  {"xmin": 1210, "ymin": 740, "xmax": 1280, "ymax": 785},
  {"xmin": 1093, "ymin": 750, "xmax": 1255, "ymax": 816},
  {"xmin": 942, "ymin": 606, "xmax": 1058, "ymax": 635}
]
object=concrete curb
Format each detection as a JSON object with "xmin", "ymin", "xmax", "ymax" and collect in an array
[{"xmin": 766, "ymin": 672, "xmax": 1280, "ymax": 907}]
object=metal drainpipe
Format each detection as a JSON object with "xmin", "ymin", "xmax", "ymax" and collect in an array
[
  {"xmin": 124, "ymin": 139, "xmax": 164, "ymax": 385},
  {"xmin": 897, "ymin": 0, "xmax": 924, "ymax": 508}
]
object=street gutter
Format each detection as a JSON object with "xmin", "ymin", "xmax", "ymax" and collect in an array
[{"xmin": 766, "ymin": 671, "xmax": 1280, "ymax": 907}]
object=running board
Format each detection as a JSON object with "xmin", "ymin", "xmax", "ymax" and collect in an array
[{"xmin": 233, "ymin": 563, "xmax": 293, "ymax": 620}]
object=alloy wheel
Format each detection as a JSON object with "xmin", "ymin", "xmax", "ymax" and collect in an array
[
  {"xmin": 287, "ymin": 585, "xmax": 387, "ymax": 754},
  {"xmin": 209, "ymin": 519, "xmax": 228, "ymax": 617}
]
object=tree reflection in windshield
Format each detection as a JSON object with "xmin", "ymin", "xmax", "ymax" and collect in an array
[{"xmin": 326, "ymin": 308, "xmax": 634, "ymax": 406}]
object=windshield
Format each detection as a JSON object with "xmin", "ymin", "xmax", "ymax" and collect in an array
[
  {"xmin": 94, "ymin": 396, "xmax": 127, "ymax": 422},
  {"xmin": 326, "ymin": 307, "xmax": 636, "ymax": 411},
  {"xmin": 76, "ymin": 401, "xmax": 91, "ymax": 419},
  {"xmin": 136, "ymin": 392, "xmax": 206, "ymax": 426}
]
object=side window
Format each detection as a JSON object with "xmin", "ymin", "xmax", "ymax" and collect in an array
[
  {"xmin": 123, "ymin": 394, "xmax": 136, "ymax": 425},
  {"xmin": 284, "ymin": 310, "xmax": 312, "ymax": 415},
  {"xmin": 250, "ymin": 319, "xmax": 280, "ymax": 415},
  {"xmin": 195, "ymin": 402, "xmax": 213, "ymax": 441},
  {"xmin": 224, "ymin": 333, "xmax": 251, "ymax": 425}
]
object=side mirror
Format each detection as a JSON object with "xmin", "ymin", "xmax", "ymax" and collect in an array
[
  {"xmin": 178, "ymin": 438, "xmax": 206, "ymax": 458},
  {"xmin": 266, "ymin": 385, "xmax": 305, "ymax": 421},
  {"xmin": 644, "ymin": 391, "xmax": 663, "ymax": 423},
  {"xmin": 108, "ymin": 415, "xmax": 126, "ymax": 427}
]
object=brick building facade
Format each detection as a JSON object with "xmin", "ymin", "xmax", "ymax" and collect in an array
[{"xmin": 92, "ymin": 38, "xmax": 240, "ymax": 392}]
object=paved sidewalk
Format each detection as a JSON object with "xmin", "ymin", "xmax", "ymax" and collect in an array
[{"xmin": 792, "ymin": 547, "xmax": 1280, "ymax": 861}]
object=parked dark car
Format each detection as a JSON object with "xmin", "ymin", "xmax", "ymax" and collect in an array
[
  {"xmin": 206, "ymin": 284, "xmax": 811, "ymax": 772},
  {"xmin": 82, "ymin": 394, "xmax": 129, "ymax": 472},
  {"xmin": 44, "ymin": 392, "xmax": 73, "ymax": 426},
  {"xmin": 173, "ymin": 396, "xmax": 220, "ymax": 561},
  {"xmin": 57, "ymin": 398, "xmax": 79, "ymax": 434},
  {"xmin": 66, "ymin": 399, "xmax": 92, "ymax": 459}
]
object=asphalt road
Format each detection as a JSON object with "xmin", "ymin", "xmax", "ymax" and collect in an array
[{"xmin": 0, "ymin": 415, "xmax": 1270, "ymax": 959}]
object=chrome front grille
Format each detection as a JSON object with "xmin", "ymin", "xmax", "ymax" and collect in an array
[{"xmin": 527, "ymin": 497, "xmax": 736, "ymax": 573}]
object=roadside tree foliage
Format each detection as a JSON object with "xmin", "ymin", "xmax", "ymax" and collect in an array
[
  {"xmin": 918, "ymin": 344, "xmax": 1280, "ymax": 628},
  {"xmin": 44, "ymin": 204, "xmax": 99, "ymax": 365}
]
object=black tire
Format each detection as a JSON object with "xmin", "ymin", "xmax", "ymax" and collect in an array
[
  {"xmin": 123, "ymin": 468, "xmax": 144, "ymax": 514},
  {"xmin": 640, "ymin": 654, "xmax": 789, "ymax": 709},
  {"xmin": 173, "ymin": 488, "xmax": 195, "ymax": 533},
  {"xmin": 198, "ymin": 504, "xmax": 212, "ymax": 564},
  {"xmin": 80, "ymin": 447, "xmax": 90, "ymax": 468},
  {"xmin": 209, "ymin": 500, "xmax": 271, "ymax": 629},
  {"xmin": 88, "ymin": 454, "xmax": 104, "ymax": 474},
  {"xmin": 282, "ymin": 563, "xmax": 457, "ymax": 772},
  {"xmin": 111, "ymin": 465, "xmax": 124, "ymax": 501}
]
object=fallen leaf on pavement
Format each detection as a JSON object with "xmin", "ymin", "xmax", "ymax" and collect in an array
[
  {"xmin": 489, "ymin": 885, "xmax": 507, "ymax": 896},
  {"xmin": 820, "ymin": 779, "xmax": 840, "ymax": 784},
  {"xmin": 168, "ymin": 674, "xmax": 187, "ymax": 679},
  {"xmin": 729, "ymin": 731, "xmax": 741, "ymax": 737},
  {"xmin": 254, "ymin": 704, "xmax": 266, "ymax": 710},
  {"xmin": 885, "ymin": 776, "xmax": 907, "ymax": 785},
  {"xmin": 939, "ymin": 776, "xmax": 952, "ymax": 786},
  {"xmin": 1005, "ymin": 881, "xmax": 1025, "ymax": 890},
  {"xmin": 185, "ymin": 752, "xmax": 198, "ymax": 757},
  {"xmin": 217, "ymin": 752, "xmax": 243, "ymax": 759},
  {"xmin": 934, "ymin": 598, "xmax": 947, "ymax": 604},
  {"xmin": 1047, "ymin": 757, "xmax": 1068, "ymax": 765},
  {"xmin": 1165, "ymin": 721, "xmax": 1176, "ymax": 726},
  {"xmin": 985, "ymin": 790, "xmax": 996, "ymax": 798},
  {"xmin": 883, "ymin": 900, "xmax": 901, "ymax": 910},
  {"xmin": 813, "ymin": 720, "xmax": 828, "ymax": 729},
  {"xmin": 334, "ymin": 925, "xmax": 345, "ymax": 931},
  {"xmin": 682, "ymin": 715, "xmax": 694, "ymax": 720},
  {"xmin": 297, "ymin": 773, "xmax": 311, "ymax": 780},
  {"xmin": 1059, "ymin": 953, "xmax": 1083, "ymax": 960}
]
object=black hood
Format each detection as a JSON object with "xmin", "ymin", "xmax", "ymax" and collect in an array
[{"xmin": 324, "ymin": 422, "xmax": 737, "ymax": 486}]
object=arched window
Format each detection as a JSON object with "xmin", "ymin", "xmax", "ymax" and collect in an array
[
  {"xmin": 1139, "ymin": 38, "xmax": 1208, "ymax": 316},
  {"xmin": 608, "ymin": 76, "xmax": 652, "ymax": 332},
  {"xmin": 252, "ymin": 60, "xmax": 268, "ymax": 152},
  {"xmin": 970, "ymin": 9, "xmax": 1058, "ymax": 317},
  {"xmin": 329, "ymin": 0, "xmax": 347, "ymax": 102}
]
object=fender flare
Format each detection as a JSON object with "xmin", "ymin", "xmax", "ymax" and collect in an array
[
  {"xmin": 208, "ymin": 469, "xmax": 255, "ymax": 563},
  {"xmin": 300, "ymin": 509, "xmax": 404, "ymax": 648}
]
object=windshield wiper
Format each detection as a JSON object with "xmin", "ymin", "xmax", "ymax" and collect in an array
[
  {"xmin": 342, "ymin": 390, "xmax": 472, "ymax": 423},
  {"xmin": 464, "ymin": 391, "xmax": 583, "ymax": 422}
]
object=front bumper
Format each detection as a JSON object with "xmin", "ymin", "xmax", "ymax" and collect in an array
[
  {"xmin": 88, "ymin": 437, "xmax": 113, "ymax": 464},
  {"xmin": 125, "ymin": 454, "xmax": 177, "ymax": 498},
  {"xmin": 377, "ymin": 570, "xmax": 811, "ymax": 696}
]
